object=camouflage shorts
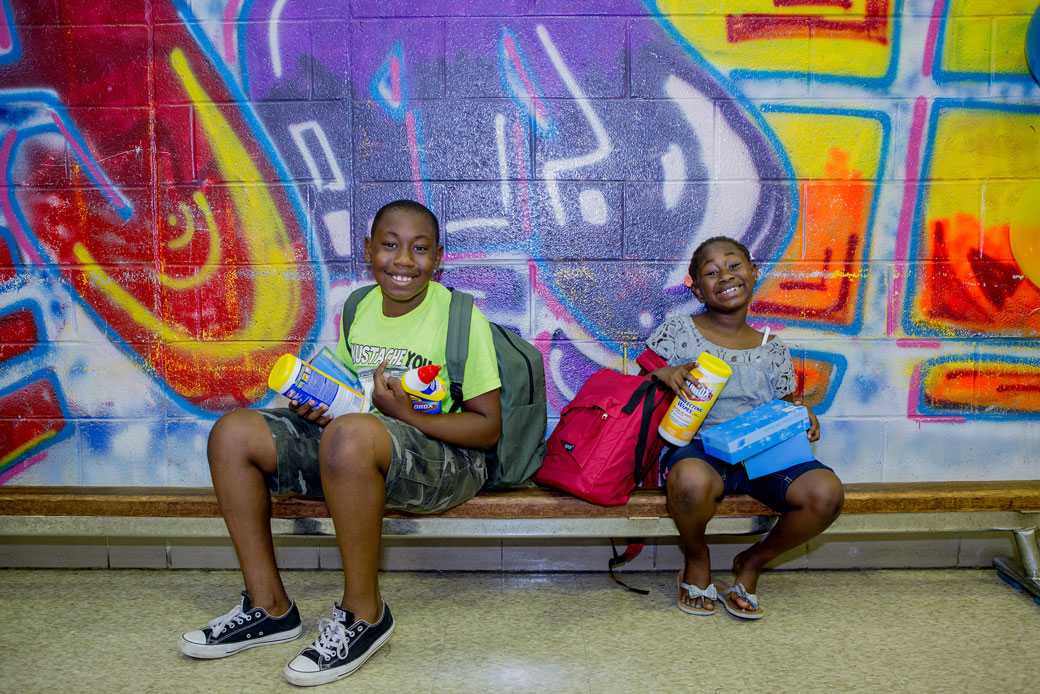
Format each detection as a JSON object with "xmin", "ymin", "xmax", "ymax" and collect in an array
[{"xmin": 257, "ymin": 408, "xmax": 487, "ymax": 514}]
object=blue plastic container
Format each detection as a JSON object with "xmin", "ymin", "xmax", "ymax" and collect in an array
[{"xmin": 700, "ymin": 399, "xmax": 814, "ymax": 478}]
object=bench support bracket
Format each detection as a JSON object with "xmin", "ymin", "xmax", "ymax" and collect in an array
[{"xmin": 993, "ymin": 526, "xmax": 1040, "ymax": 606}]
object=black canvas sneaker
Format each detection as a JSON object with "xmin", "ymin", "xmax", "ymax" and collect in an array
[
  {"xmin": 283, "ymin": 601, "xmax": 394, "ymax": 686},
  {"xmin": 180, "ymin": 590, "xmax": 303, "ymax": 659}
]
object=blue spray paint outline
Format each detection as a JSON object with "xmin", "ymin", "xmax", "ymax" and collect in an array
[
  {"xmin": 236, "ymin": 0, "xmax": 259, "ymax": 98},
  {"xmin": 931, "ymin": 0, "xmax": 1040, "ymax": 85},
  {"xmin": 172, "ymin": 0, "xmax": 321, "ymax": 266},
  {"xmin": 497, "ymin": 27, "xmax": 557, "ymax": 140},
  {"xmin": 0, "ymin": 369, "xmax": 74, "ymax": 476},
  {"xmin": 528, "ymin": 1, "xmax": 801, "ymax": 348},
  {"xmin": 0, "ymin": 93, "xmax": 133, "ymax": 221},
  {"xmin": 368, "ymin": 41, "xmax": 433, "ymax": 206},
  {"xmin": 902, "ymin": 98, "xmax": 1040, "ymax": 337},
  {"xmin": 0, "ymin": 109, "xmax": 274, "ymax": 419},
  {"xmin": 754, "ymin": 103, "xmax": 891, "ymax": 336},
  {"xmin": 369, "ymin": 40, "xmax": 408, "ymax": 121},
  {"xmin": 802, "ymin": 349, "xmax": 848, "ymax": 415},
  {"xmin": 0, "ymin": 223, "xmax": 19, "ymax": 268},
  {"xmin": 0, "ymin": 297, "xmax": 48, "ymax": 374},
  {"xmin": 1, "ymin": 2, "xmax": 325, "ymax": 416},
  {"xmin": 0, "ymin": 0, "xmax": 22, "ymax": 65},
  {"xmin": 914, "ymin": 353, "xmax": 1040, "ymax": 420}
]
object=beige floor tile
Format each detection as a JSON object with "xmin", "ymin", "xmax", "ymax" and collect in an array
[{"xmin": 1, "ymin": 568, "xmax": 1039, "ymax": 694}]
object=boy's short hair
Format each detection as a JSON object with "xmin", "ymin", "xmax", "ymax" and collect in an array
[
  {"xmin": 371, "ymin": 199, "xmax": 440, "ymax": 245},
  {"xmin": 688, "ymin": 235, "xmax": 753, "ymax": 279}
]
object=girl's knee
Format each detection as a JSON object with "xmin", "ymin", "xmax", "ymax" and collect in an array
[
  {"xmin": 798, "ymin": 472, "xmax": 844, "ymax": 520},
  {"xmin": 667, "ymin": 460, "xmax": 720, "ymax": 512}
]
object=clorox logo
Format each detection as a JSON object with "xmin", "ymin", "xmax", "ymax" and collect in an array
[
  {"xmin": 411, "ymin": 399, "xmax": 440, "ymax": 413},
  {"xmin": 690, "ymin": 385, "xmax": 713, "ymax": 401}
]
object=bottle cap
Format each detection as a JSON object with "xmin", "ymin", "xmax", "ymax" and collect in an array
[
  {"xmin": 415, "ymin": 364, "xmax": 441, "ymax": 384},
  {"xmin": 268, "ymin": 354, "xmax": 297, "ymax": 391},
  {"xmin": 696, "ymin": 351, "xmax": 732, "ymax": 378}
]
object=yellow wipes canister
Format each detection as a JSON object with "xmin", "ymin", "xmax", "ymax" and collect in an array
[
  {"xmin": 657, "ymin": 351, "xmax": 732, "ymax": 446},
  {"xmin": 268, "ymin": 354, "xmax": 367, "ymax": 418}
]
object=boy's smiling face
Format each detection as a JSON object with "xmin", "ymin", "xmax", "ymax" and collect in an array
[{"xmin": 364, "ymin": 208, "xmax": 443, "ymax": 317}]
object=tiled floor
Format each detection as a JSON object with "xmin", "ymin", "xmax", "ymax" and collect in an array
[{"xmin": 1, "ymin": 568, "xmax": 1038, "ymax": 693}]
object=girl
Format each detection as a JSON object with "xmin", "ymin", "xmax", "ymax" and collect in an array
[{"xmin": 642, "ymin": 236, "xmax": 844, "ymax": 620}]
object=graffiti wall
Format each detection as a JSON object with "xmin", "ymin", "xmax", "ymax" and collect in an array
[{"xmin": 1, "ymin": 0, "xmax": 1037, "ymax": 487}]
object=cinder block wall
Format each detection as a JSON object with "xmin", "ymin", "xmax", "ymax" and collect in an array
[{"xmin": 1, "ymin": 0, "xmax": 1039, "ymax": 491}]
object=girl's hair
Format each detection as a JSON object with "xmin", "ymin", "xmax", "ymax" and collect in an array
[
  {"xmin": 371, "ymin": 199, "xmax": 440, "ymax": 245},
  {"xmin": 688, "ymin": 235, "xmax": 753, "ymax": 279}
]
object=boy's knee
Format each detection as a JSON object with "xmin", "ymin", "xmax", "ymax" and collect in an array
[
  {"xmin": 206, "ymin": 409, "xmax": 278, "ymax": 478},
  {"xmin": 319, "ymin": 414, "xmax": 390, "ymax": 477},
  {"xmin": 208, "ymin": 409, "xmax": 265, "ymax": 461}
]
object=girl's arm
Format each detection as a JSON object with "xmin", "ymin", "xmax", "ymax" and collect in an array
[
  {"xmin": 782, "ymin": 392, "xmax": 820, "ymax": 442},
  {"xmin": 639, "ymin": 362, "xmax": 701, "ymax": 399}
]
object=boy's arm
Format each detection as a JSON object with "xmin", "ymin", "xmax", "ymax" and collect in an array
[
  {"xmin": 782, "ymin": 392, "xmax": 820, "ymax": 442},
  {"xmin": 371, "ymin": 361, "xmax": 502, "ymax": 449}
]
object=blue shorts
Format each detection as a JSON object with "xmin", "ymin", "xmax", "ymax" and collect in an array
[{"xmin": 662, "ymin": 438, "xmax": 833, "ymax": 513}]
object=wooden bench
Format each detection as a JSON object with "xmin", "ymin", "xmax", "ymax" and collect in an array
[
  {"xmin": 4, "ymin": 481, "xmax": 1040, "ymax": 597},
  {"xmin": 2, "ymin": 481, "xmax": 1040, "ymax": 544}
]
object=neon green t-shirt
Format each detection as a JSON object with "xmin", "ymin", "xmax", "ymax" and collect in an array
[{"xmin": 336, "ymin": 281, "xmax": 501, "ymax": 413}]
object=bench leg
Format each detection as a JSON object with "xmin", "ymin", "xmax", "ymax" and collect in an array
[{"xmin": 993, "ymin": 526, "xmax": 1040, "ymax": 606}]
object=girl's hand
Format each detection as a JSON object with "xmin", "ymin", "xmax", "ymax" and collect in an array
[
  {"xmin": 792, "ymin": 399, "xmax": 821, "ymax": 442},
  {"xmin": 652, "ymin": 362, "xmax": 701, "ymax": 398},
  {"xmin": 370, "ymin": 360, "xmax": 417, "ymax": 421},
  {"xmin": 289, "ymin": 398, "xmax": 334, "ymax": 428}
]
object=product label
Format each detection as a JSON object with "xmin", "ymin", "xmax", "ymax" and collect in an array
[
  {"xmin": 286, "ymin": 364, "xmax": 338, "ymax": 407},
  {"xmin": 688, "ymin": 382, "xmax": 715, "ymax": 402},
  {"xmin": 409, "ymin": 396, "xmax": 442, "ymax": 414},
  {"xmin": 658, "ymin": 373, "xmax": 727, "ymax": 445}
]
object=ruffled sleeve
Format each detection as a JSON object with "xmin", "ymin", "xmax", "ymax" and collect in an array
[
  {"xmin": 769, "ymin": 339, "xmax": 797, "ymax": 398},
  {"xmin": 645, "ymin": 316, "xmax": 686, "ymax": 364}
]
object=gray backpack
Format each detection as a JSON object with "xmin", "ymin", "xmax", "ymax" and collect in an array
[{"xmin": 341, "ymin": 286, "xmax": 547, "ymax": 488}]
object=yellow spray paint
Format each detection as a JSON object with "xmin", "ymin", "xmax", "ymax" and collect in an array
[{"xmin": 71, "ymin": 48, "xmax": 312, "ymax": 401}]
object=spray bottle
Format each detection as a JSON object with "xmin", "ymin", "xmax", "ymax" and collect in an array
[
  {"xmin": 401, "ymin": 364, "xmax": 448, "ymax": 414},
  {"xmin": 658, "ymin": 351, "xmax": 732, "ymax": 446},
  {"xmin": 268, "ymin": 354, "xmax": 368, "ymax": 417}
]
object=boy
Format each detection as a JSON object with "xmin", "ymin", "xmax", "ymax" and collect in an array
[{"xmin": 180, "ymin": 200, "xmax": 502, "ymax": 686}]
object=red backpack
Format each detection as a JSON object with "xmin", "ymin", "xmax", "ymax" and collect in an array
[{"xmin": 534, "ymin": 365, "xmax": 672, "ymax": 506}]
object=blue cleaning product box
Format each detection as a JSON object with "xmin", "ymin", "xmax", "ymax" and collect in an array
[
  {"xmin": 310, "ymin": 348, "xmax": 363, "ymax": 393},
  {"xmin": 700, "ymin": 399, "xmax": 814, "ymax": 478}
]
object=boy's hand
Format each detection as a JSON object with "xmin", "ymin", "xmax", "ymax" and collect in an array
[
  {"xmin": 371, "ymin": 360, "xmax": 416, "ymax": 421},
  {"xmin": 289, "ymin": 398, "xmax": 334, "ymax": 427},
  {"xmin": 792, "ymin": 399, "xmax": 820, "ymax": 442},
  {"xmin": 652, "ymin": 362, "xmax": 701, "ymax": 399}
]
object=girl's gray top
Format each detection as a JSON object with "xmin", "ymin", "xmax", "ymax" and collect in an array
[{"xmin": 646, "ymin": 315, "xmax": 797, "ymax": 435}]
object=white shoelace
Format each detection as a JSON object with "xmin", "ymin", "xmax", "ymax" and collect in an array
[
  {"xmin": 209, "ymin": 603, "xmax": 251, "ymax": 636},
  {"xmin": 311, "ymin": 610, "xmax": 360, "ymax": 661}
]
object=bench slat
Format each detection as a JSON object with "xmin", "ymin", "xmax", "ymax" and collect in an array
[{"xmin": 2, "ymin": 481, "xmax": 1040, "ymax": 520}]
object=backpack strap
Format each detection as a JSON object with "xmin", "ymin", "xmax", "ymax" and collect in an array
[
  {"xmin": 608, "ymin": 375, "xmax": 670, "ymax": 597},
  {"xmin": 445, "ymin": 289, "xmax": 474, "ymax": 413},
  {"xmin": 621, "ymin": 376, "xmax": 671, "ymax": 483},
  {"xmin": 341, "ymin": 284, "xmax": 379, "ymax": 342}
]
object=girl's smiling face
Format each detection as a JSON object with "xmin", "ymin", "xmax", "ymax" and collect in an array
[
  {"xmin": 690, "ymin": 240, "xmax": 757, "ymax": 311},
  {"xmin": 364, "ymin": 209, "xmax": 443, "ymax": 317}
]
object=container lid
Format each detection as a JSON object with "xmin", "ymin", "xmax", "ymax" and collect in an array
[
  {"xmin": 697, "ymin": 351, "xmax": 732, "ymax": 378},
  {"xmin": 268, "ymin": 354, "xmax": 297, "ymax": 390},
  {"xmin": 416, "ymin": 364, "xmax": 441, "ymax": 384}
]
